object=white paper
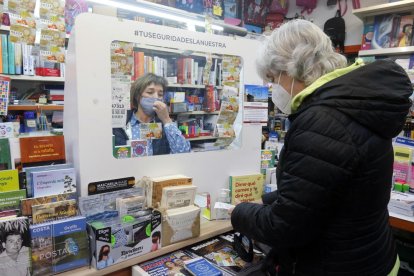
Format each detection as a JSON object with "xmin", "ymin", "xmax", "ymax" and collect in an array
[{"xmin": 214, "ymin": 202, "xmax": 235, "ymax": 210}]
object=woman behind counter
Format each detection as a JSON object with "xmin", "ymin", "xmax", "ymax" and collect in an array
[{"xmin": 113, "ymin": 73, "xmax": 190, "ymax": 155}]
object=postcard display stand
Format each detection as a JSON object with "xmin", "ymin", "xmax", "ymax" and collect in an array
[{"xmin": 65, "ymin": 12, "xmax": 261, "ymax": 223}]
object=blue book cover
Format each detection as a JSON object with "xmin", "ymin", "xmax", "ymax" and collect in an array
[
  {"xmin": 184, "ymin": 257, "xmax": 223, "ymax": 276},
  {"xmin": 30, "ymin": 222, "xmax": 53, "ymax": 276},
  {"xmin": 7, "ymin": 36, "xmax": 15, "ymax": 75},
  {"xmin": 244, "ymin": 84, "xmax": 269, "ymax": 102},
  {"xmin": 52, "ymin": 216, "xmax": 89, "ymax": 273},
  {"xmin": 1, "ymin": 34, "xmax": 8, "ymax": 74},
  {"xmin": 23, "ymin": 163, "xmax": 73, "ymax": 197},
  {"xmin": 31, "ymin": 167, "xmax": 77, "ymax": 197}
]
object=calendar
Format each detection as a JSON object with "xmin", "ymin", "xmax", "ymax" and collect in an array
[{"xmin": 0, "ymin": 76, "xmax": 11, "ymax": 116}]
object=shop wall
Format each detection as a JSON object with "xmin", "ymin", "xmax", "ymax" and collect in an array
[{"xmin": 285, "ymin": 0, "xmax": 387, "ymax": 46}]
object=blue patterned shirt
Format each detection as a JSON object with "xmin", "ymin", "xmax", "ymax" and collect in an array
[{"xmin": 130, "ymin": 114, "xmax": 190, "ymax": 155}]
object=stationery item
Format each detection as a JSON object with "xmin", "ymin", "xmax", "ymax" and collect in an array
[{"xmin": 162, "ymin": 205, "xmax": 200, "ymax": 246}]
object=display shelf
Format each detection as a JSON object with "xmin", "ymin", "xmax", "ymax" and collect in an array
[
  {"xmin": 0, "ymin": 74, "xmax": 65, "ymax": 82},
  {"xmin": 59, "ymin": 220, "xmax": 232, "ymax": 276},
  {"xmin": 173, "ymin": 111, "xmax": 220, "ymax": 115},
  {"xmin": 389, "ymin": 211, "xmax": 414, "ymax": 233},
  {"xmin": 8, "ymin": 104, "xmax": 64, "ymax": 111},
  {"xmin": 0, "ymin": 25, "xmax": 70, "ymax": 38},
  {"xmin": 353, "ymin": 0, "xmax": 414, "ymax": 20},
  {"xmin": 358, "ymin": 46, "xmax": 414, "ymax": 56},
  {"xmin": 168, "ymin": 83, "xmax": 205, "ymax": 88},
  {"xmin": 186, "ymin": 135, "xmax": 217, "ymax": 141}
]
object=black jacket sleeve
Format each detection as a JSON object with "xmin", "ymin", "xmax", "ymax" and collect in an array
[{"xmin": 231, "ymin": 108, "xmax": 359, "ymax": 249}]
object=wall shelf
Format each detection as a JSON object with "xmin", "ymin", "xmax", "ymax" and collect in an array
[
  {"xmin": 186, "ymin": 135, "xmax": 217, "ymax": 141},
  {"xmin": 358, "ymin": 46, "xmax": 414, "ymax": 56},
  {"xmin": 0, "ymin": 74, "xmax": 65, "ymax": 82},
  {"xmin": 353, "ymin": 0, "xmax": 414, "ymax": 20},
  {"xmin": 0, "ymin": 25, "xmax": 70, "ymax": 38},
  {"xmin": 169, "ymin": 83, "xmax": 205, "ymax": 88},
  {"xmin": 59, "ymin": 220, "xmax": 232, "ymax": 276},
  {"xmin": 173, "ymin": 111, "xmax": 219, "ymax": 115},
  {"xmin": 8, "ymin": 105, "xmax": 64, "ymax": 111},
  {"xmin": 389, "ymin": 211, "xmax": 414, "ymax": 232}
]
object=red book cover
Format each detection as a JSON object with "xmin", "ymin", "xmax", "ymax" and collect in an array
[{"xmin": 177, "ymin": 58, "xmax": 185, "ymax": 84}]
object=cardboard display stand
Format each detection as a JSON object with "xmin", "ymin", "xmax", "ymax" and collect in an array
[{"xmin": 64, "ymin": 13, "xmax": 262, "ymax": 219}]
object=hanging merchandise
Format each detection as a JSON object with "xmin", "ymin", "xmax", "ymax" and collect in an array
[
  {"xmin": 338, "ymin": 0, "xmax": 347, "ymax": 17},
  {"xmin": 269, "ymin": 0, "xmax": 288, "ymax": 15},
  {"xmin": 324, "ymin": 9, "xmax": 346, "ymax": 53},
  {"xmin": 244, "ymin": 0, "xmax": 273, "ymax": 27},
  {"xmin": 296, "ymin": 0, "xmax": 317, "ymax": 15}
]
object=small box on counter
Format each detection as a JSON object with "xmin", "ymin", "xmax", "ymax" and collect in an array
[{"xmin": 88, "ymin": 209, "xmax": 162, "ymax": 270}]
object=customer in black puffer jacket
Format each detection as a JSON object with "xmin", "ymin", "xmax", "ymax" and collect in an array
[{"xmin": 230, "ymin": 19, "xmax": 412, "ymax": 276}]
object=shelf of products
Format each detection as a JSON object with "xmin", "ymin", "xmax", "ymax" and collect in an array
[
  {"xmin": 0, "ymin": 25, "xmax": 70, "ymax": 39},
  {"xmin": 169, "ymin": 84, "xmax": 205, "ymax": 88},
  {"xmin": 389, "ymin": 211, "xmax": 414, "ymax": 232},
  {"xmin": 173, "ymin": 111, "xmax": 220, "ymax": 115},
  {"xmin": 59, "ymin": 219, "xmax": 232, "ymax": 276},
  {"xmin": 0, "ymin": 74, "xmax": 65, "ymax": 82},
  {"xmin": 359, "ymin": 46, "xmax": 414, "ymax": 56},
  {"xmin": 187, "ymin": 135, "xmax": 216, "ymax": 141},
  {"xmin": 7, "ymin": 105, "xmax": 64, "ymax": 111},
  {"xmin": 353, "ymin": 0, "xmax": 414, "ymax": 20}
]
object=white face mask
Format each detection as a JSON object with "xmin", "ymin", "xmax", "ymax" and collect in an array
[{"xmin": 272, "ymin": 72, "xmax": 295, "ymax": 115}]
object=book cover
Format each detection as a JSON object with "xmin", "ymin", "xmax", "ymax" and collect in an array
[
  {"xmin": 14, "ymin": 42, "xmax": 22, "ymax": 74},
  {"xmin": 23, "ymin": 163, "xmax": 73, "ymax": 198},
  {"xmin": 131, "ymin": 140, "xmax": 148, "ymax": 157},
  {"xmin": 0, "ymin": 138, "xmax": 12, "ymax": 170},
  {"xmin": 162, "ymin": 205, "xmax": 200, "ymax": 246},
  {"xmin": 31, "ymin": 168, "xmax": 77, "ymax": 197},
  {"xmin": 7, "ymin": 36, "xmax": 15, "ymax": 75},
  {"xmin": 260, "ymin": 149, "xmax": 275, "ymax": 175},
  {"xmin": 0, "ymin": 169, "xmax": 19, "ymax": 192},
  {"xmin": 244, "ymin": 85, "xmax": 269, "ymax": 102},
  {"xmin": 187, "ymin": 234, "xmax": 263, "ymax": 275},
  {"xmin": 146, "ymin": 175, "xmax": 192, "ymax": 208},
  {"xmin": 184, "ymin": 257, "xmax": 223, "ymax": 276},
  {"xmin": 372, "ymin": 14, "xmax": 398, "ymax": 49},
  {"xmin": 0, "ymin": 35, "xmax": 3, "ymax": 73},
  {"xmin": 30, "ymin": 221, "xmax": 53, "ymax": 276},
  {"xmin": 1, "ymin": 34, "xmax": 8, "ymax": 74},
  {"xmin": 0, "ymin": 76, "xmax": 10, "ymax": 116},
  {"xmin": 229, "ymin": 173, "xmax": 264, "ymax": 204},
  {"xmin": 160, "ymin": 185, "xmax": 197, "ymax": 210},
  {"xmin": 32, "ymin": 199, "xmax": 77, "ymax": 224},
  {"xmin": 21, "ymin": 192, "xmax": 77, "ymax": 216},
  {"xmin": 138, "ymin": 250, "xmax": 197, "ymax": 275},
  {"xmin": 0, "ymin": 189, "xmax": 26, "ymax": 212},
  {"xmin": 0, "ymin": 217, "xmax": 30, "ymax": 276},
  {"xmin": 52, "ymin": 216, "xmax": 89, "ymax": 273},
  {"xmin": 65, "ymin": 0, "xmax": 88, "ymax": 34},
  {"xmin": 397, "ymin": 14, "xmax": 414, "ymax": 47},
  {"xmin": 19, "ymin": 136, "xmax": 66, "ymax": 166},
  {"xmin": 113, "ymin": 145, "xmax": 131, "ymax": 159},
  {"xmin": 139, "ymin": 123, "xmax": 163, "ymax": 140}
]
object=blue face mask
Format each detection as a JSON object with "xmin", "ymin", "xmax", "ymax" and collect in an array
[{"xmin": 139, "ymin": 97, "xmax": 162, "ymax": 117}]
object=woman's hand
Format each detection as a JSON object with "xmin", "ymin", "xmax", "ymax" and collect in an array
[
  {"xmin": 153, "ymin": 101, "xmax": 172, "ymax": 124},
  {"xmin": 228, "ymin": 198, "xmax": 263, "ymax": 216}
]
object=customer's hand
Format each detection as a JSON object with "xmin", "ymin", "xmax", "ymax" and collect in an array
[
  {"xmin": 228, "ymin": 198, "xmax": 241, "ymax": 216},
  {"xmin": 153, "ymin": 101, "xmax": 172, "ymax": 124}
]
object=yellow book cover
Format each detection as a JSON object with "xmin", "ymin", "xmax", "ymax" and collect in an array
[
  {"xmin": 229, "ymin": 173, "xmax": 264, "ymax": 204},
  {"xmin": 0, "ymin": 169, "xmax": 19, "ymax": 192}
]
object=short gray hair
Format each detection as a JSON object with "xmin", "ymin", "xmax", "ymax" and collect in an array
[{"xmin": 256, "ymin": 19, "xmax": 347, "ymax": 86}]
